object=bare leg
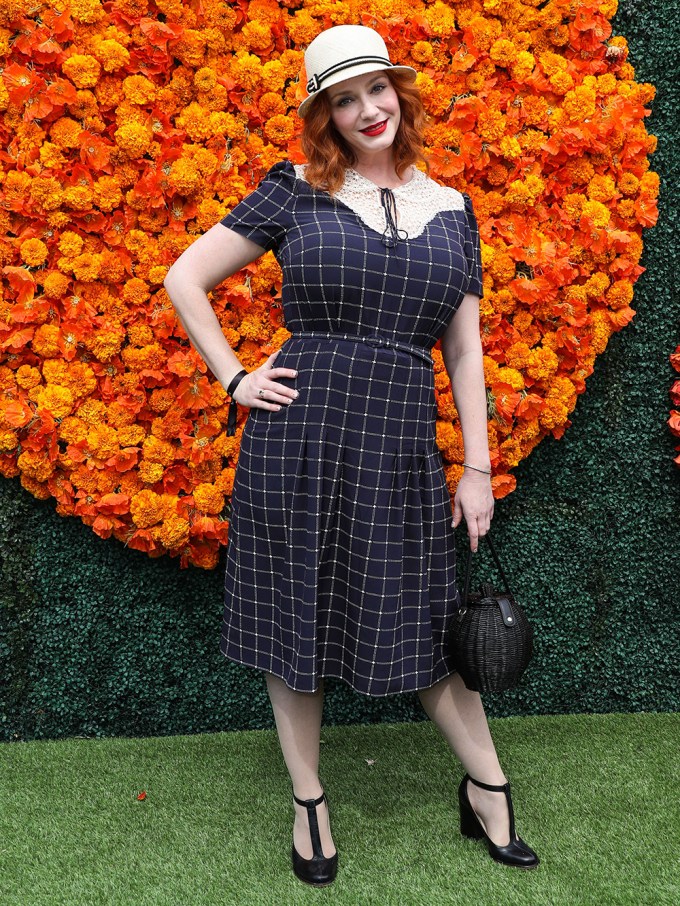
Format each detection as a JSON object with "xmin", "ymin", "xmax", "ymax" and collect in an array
[
  {"xmin": 418, "ymin": 671, "xmax": 514, "ymax": 846},
  {"xmin": 265, "ymin": 672, "xmax": 336, "ymax": 860}
]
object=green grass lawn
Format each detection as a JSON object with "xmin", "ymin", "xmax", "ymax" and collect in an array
[{"xmin": 0, "ymin": 712, "xmax": 677, "ymax": 906}]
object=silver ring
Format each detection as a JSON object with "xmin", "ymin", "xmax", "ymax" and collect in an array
[{"xmin": 258, "ymin": 388, "xmax": 265, "ymax": 399}]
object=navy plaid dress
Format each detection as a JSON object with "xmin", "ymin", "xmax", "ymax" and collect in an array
[{"xmin": 219, "ymin": 160, "xmax": 484, "ymax": 696}]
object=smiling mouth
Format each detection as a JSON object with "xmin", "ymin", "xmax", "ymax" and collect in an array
[{"xmin": 359, "ymin": 120, "xmax": 388, "ymax": 135}]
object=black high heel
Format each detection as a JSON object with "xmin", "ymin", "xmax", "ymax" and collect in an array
[
  {"xmin": 458, "ymin": 773, "xmax": 539, "ymax": 869},
  {"xmin": 291, "ymin": 790, "xmax": 338, "ymax": 886}
]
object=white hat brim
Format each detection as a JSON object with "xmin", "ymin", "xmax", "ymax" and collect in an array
[{"xmin": 298, "ymin": 63, "xmax": 417, "ymax": 118}]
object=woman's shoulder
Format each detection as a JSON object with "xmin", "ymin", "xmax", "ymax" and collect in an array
[{"xmin": 261, "ymin": 158, "xmax": 296, "ymax": 181}]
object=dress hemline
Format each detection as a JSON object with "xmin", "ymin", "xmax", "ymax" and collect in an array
[{"xmin": 220, "ymin": 646, "xmax": 459, "ymax": 698}]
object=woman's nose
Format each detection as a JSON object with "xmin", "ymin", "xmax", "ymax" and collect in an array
[{"xmin": 359, "ymin": 97, "xmax": 381, "ymax": 118}]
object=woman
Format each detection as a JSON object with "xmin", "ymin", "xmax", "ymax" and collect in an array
[{"xmin": 164, "ymin": 24, "xmax": 539, "ymax": 886}]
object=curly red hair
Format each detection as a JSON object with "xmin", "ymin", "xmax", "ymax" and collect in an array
[{"xmin": 300, "ymin": 70, "xmax": 429, "ymax": 195}]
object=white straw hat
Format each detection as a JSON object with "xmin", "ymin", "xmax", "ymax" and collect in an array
[{"xmin": 298, "ymin": 25, "xmax": 417, "ymax": 118}]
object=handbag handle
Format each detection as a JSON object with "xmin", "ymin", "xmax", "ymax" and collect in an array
[{"xmin": 460, "ymin": 531, "xmax": 515, "ymax": 604}]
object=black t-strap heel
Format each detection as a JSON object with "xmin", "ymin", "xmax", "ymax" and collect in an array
[
  {"xmin": 458, "ymin": 773, "xmax": 540, "ymax": 869},
  {"xmin": 291, "ymin": 790, "xmax": 338, "ymax": 886}
]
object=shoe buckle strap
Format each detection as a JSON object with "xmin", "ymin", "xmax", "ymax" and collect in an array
[
  {"xmin": 466, "ymin": 774, "xmax": 517, "ymax": 841},
  {"xmin": 293, "ymin": 791, "xmax": 327, "ymax": 860}
]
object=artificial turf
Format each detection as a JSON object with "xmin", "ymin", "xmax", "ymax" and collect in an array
[{"xmin": 0, "ymin": 711, "xmax": 677, "ymax": 906}]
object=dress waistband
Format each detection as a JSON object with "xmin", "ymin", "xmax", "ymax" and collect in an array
[{"xmin": 291, "ymin": 331, "xmax": 433, "ymax": 366}]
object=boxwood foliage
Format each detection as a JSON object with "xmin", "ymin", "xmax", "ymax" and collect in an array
[{"xmin": 1, "ymin": 0, "xmax": 678, "ymax": 741}]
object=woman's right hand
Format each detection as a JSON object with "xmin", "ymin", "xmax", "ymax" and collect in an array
[{"xmin": 232, "ymin": 349, "xmax": 299, "ymax": 411}]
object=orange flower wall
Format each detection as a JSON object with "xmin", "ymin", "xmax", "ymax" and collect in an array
[{"xmin": 0, "ymin": 0, "xmax": 658, "ymax": 568}]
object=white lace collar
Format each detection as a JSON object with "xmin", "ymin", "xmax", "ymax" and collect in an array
[{"xmin": 293, "ymin": 163, "xmax": 465, "ymax": 242}]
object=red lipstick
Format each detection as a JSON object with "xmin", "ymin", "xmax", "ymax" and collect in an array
[{"xmin": 360, "ymin": 120, "xmax": 388, "ymax": 136}]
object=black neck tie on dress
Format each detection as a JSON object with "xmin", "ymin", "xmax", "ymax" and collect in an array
[{"xmin": 379, "ymin": 187, "xmax": 409, "ymax": 248}]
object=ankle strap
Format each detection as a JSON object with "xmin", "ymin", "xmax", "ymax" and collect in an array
[
  {"xmin": 466, "ymin": 773, "xmax": 509, "ymax": 792},
  {"xmin": 293, "ymin": 791, "xmax": 325, "ymax": 807}
]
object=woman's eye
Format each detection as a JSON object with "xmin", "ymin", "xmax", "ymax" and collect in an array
[{"xmin": 372, "ymin": 83, "xmax": 386, "ymax": 92}]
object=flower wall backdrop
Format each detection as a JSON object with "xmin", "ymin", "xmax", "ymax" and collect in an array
[{"xmin": 0, "ymin": 0, "xmax": 658, "ymax": 568}]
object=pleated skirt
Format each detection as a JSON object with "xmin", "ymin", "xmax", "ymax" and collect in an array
[{"xmin": 220, "ymin": 333, "xmax": 461, "ymax": 696}]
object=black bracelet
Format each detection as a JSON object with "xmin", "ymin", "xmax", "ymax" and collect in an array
[
  {"xmin": 226, "ymin": 368, "xmax": 247, "ymax": 437},
  {"xmin": 226, "ymin": 368, "xmax": 247, "ymax": 398}
]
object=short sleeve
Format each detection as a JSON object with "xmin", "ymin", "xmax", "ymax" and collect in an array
[
  {"xmin": 220, "ymin": 159, "xmax": 296, "ymax": 254},
  {"xmin": 463, "ymin": 193, "xmax": 484, "ymax": 299}
]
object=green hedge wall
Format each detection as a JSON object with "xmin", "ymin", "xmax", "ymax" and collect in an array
[{"xmin": 1, "ymin": 1, "xmax": 678, "ymax": 742}]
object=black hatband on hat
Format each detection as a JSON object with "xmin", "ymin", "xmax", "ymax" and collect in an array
[{"xmin": 306, "ymin": 55, "xmax": 393, "ymax": 94}]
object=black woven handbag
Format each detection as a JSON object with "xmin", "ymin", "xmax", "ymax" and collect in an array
[{"xmin": 449, "ymin": 531, "xmax": 534, "ymax": 692}]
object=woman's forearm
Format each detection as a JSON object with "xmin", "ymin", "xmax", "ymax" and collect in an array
[
  {"xmin": 164, "ymin": 281, "xmax": 245, "ymax": 391},
  {"xmin": 444, "ymin": 347, "xmax": 491, "ymax": 470}
]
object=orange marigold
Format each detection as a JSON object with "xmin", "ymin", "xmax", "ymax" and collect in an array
[
  {"xmin": 51, "ymin": 118, "xmax": 82, "ymax": 149},
  {"xmin": 31, "ymin": 324, "xmax": 61, "ymax": 358},
  {"xmin": 229, "ymin": 51, "xmax": 263, "ymax": 89},
  {"xmin": 521, "ymin": 95, "xmax": 548, "ymax": 126},
  {"xmin": 21, "ymin": 474, "xmax": 52, "ymax": 499},
  {"xmin": 39, "ymin": 141, "xmax": 67, "ymax": 169},
  {"xmin": 130, "ymin": 489, "xmax": 164, "ymax": 528},
  {"xmin": 86, "ymin": 327, "xmax": 124, "ymax": 362},
  {"xmin": 168, "ymin": 158, "xmax": 202, "ymax": 195},
  {"xmin": 42, "ymin": 271, "xmax": 70, "ymax": 298},
  {"xmin": 71, "ymin": 252, "xmax": 101, "ymax": 282},
  {"xmin": 241, "ymin": 20, "xmax": 273, "ymax": 52},
  {"xmin": 606, "ymin": 280, "xmax": 634, "ymax": 310},
  {"xmin": 93, "ymin": 38, "xmax": 130, "ymax": 72},
  {"xmin": 590, "ymin": 308, "xmax": 612, "ymax": 355},
  {"xmin": 424, "ymin": 0, "xmax": 457, "ymax": 36},
  {"xmin": 142, "ymin": 435, "xmax": 176, "ymax": 466},
  {"xmin": 618, "ymin": 173, "xmax": 639, "ymax": 196},
  {"xmin": 0, "ymin": 430, "xmax": 18, "ymax": 453},
  {"xmin": 122, "ymin": 278, "xmax": 151, "ymax": 306},
  {"xmin": 18, "ymin": 450, "xmax": 54, "ymax": 482},
  {"xmin": 583, "ymin": 273, "xmax": 609, "ymax": 300},
  {"xmin": 157, "ymin": 514, "xmax": 191, "ymax": 548},
  {"xmin": 588, "ymin": 175, "xmax": 617, "ymax": 203},
  {"xmin": 20, "ymin": 238, "xmax": 48, "ymax": 266},
  {"xmin": 77, "ymin": 399, "xmax": 107, "ymax": 425},
  {"xmin": 264, "ymin": 115, "xmax": 295, "ymax": 145},
  {"xmin": 139, "ymin": 459, "xmax": 164, "ymax": 484},
  {"xmin": 563, "ymin": 85, "xmax": 597, "ymax": 122},
  {"xmin": 505, "ymin": 175, "xmax": 544, "ymax": 207},
  {"xmin": 411, "ymin": 41, "xmax": 434, "ymax": 64},
  {"xmin": 62, "ymin": 54, "xmax": 102, "ymax": 90},
  {"xmin": 539, "ymin": 398, "xmax": 569, "ymax": 429},
  {"xmin": 581, "ymin": 200, "xmax": 610, "ymax": 229},
  {"xmin": 176, "ymin": 101, "xmax": 212, "ymax": 142},
  {"xmin": 115, "ymin": 122, "xmax": 153, "ymax": 158},
  {"xmin": 261, "ymin": 60, "xmax": 285, "ymax": 92},
  {"xmin": 123, "ymin": 75, "xmax": 157, "ymax": 105},
  {"xmin": 35, "ymin": 384, "xmax": 74, "ymax": 419},
  {"xmin": 527, "ymin": 346, "xmax": 559, "ymax": 382},
  {"xmin": 117, "ymin": 425, "xmax": 145, "ymax": 447},
  {"xmin": 639, "ymin": 171, "xmax": 660, "ymax": 196},
  {"xmin": 490, "ymin": 38, "xmax": 518, "ymax": 67},
  {"xmin": 549, "ymin": 71, "xmax": 574, "ymax": 95},
  {"xmin": 93, "ymin": 176, "xmax": 123, "ymax": 212},
  {"xmin": 87, "ymin": 424, "xmax": 120, "ymax": 459},
  {"xmin": 63, "ymin": 185, "xmax": 93, "ymax": 211},
  {"xmin": 193, "ymin": 482, "xmax": 225, "ymax": 515},
  {"xmin": 511, "ymin": 51, "xmax": 535, "ymax": 81},
  {"xmin": 70, "ymin": 0, "xmax": 105, "ymax": 23},
  {"xmin": 16, "ymin": 365, "xmax": 41, "ymax": 390}
]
